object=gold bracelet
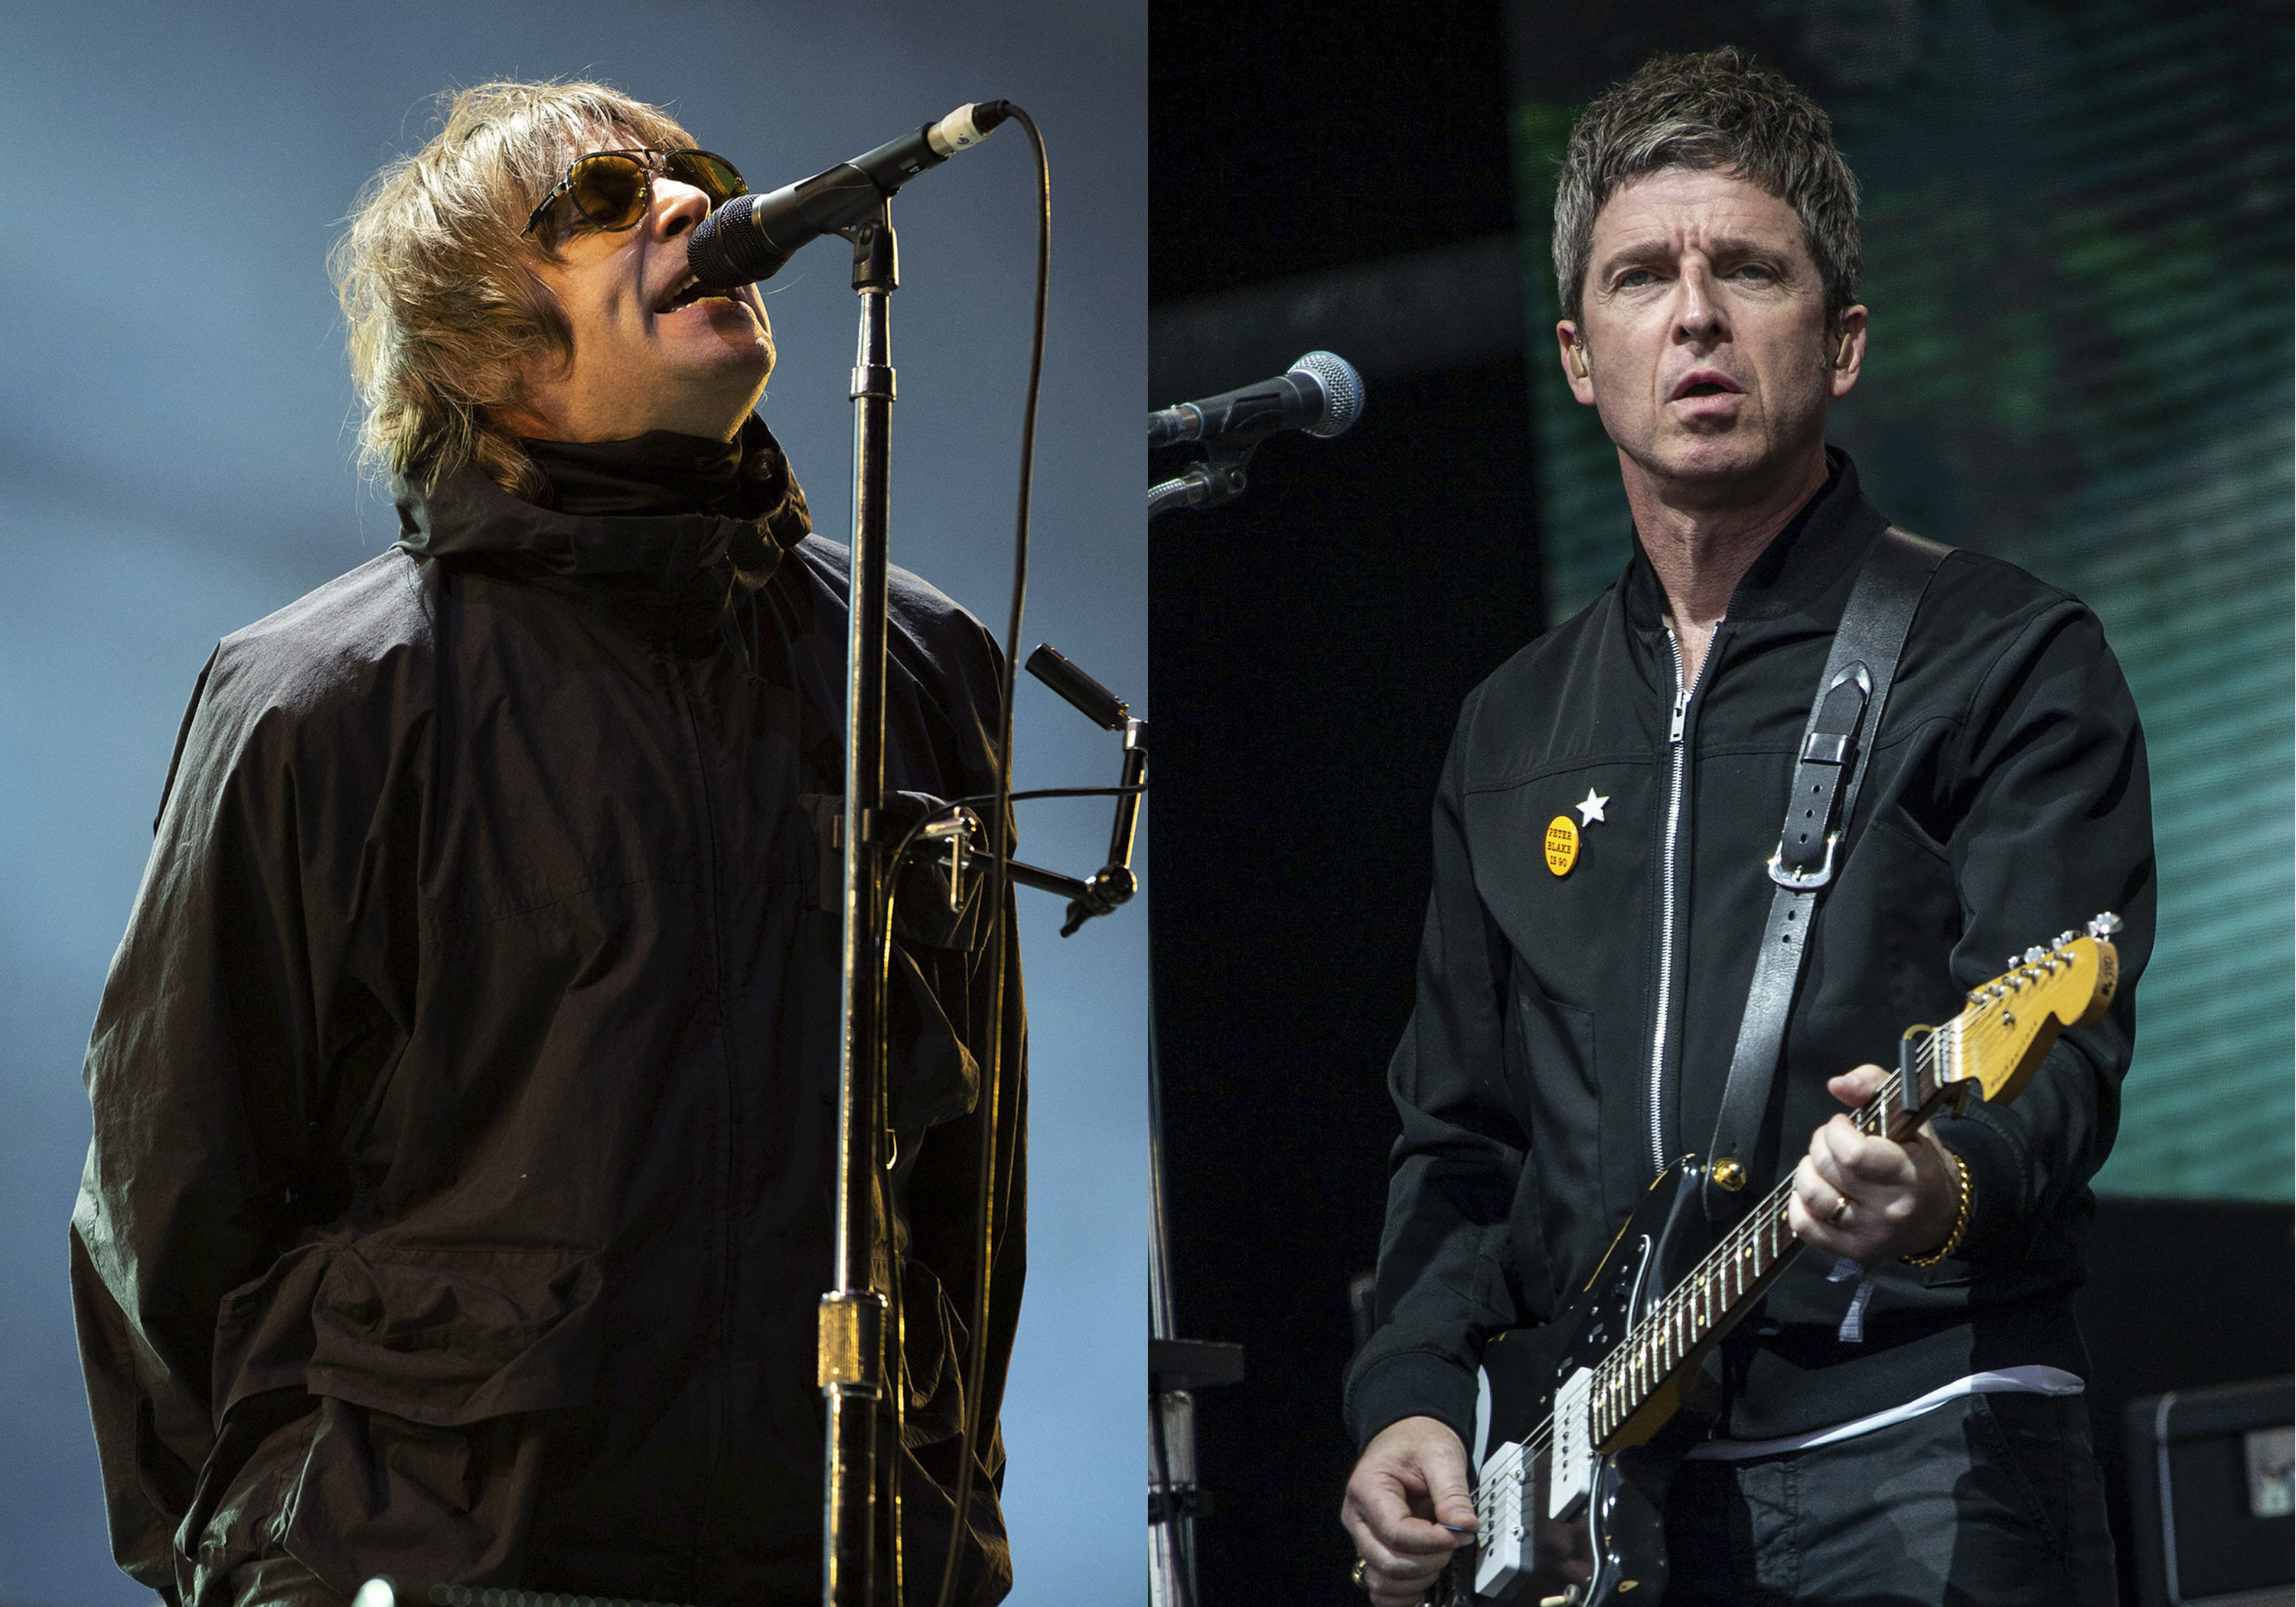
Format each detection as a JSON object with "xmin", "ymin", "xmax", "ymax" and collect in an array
[{"xmin": 1903, "ymin": 1149, "xmax": 1971, "ymax": 1267}]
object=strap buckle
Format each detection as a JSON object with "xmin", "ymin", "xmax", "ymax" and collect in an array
[{"xmin": 1766, "ymin": 833, "xmax": 1841, "ymax": 889}]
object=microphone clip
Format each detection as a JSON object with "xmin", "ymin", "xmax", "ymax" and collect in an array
[
  {"xmin": 1145, "ymin": 350, "xmax": 1362, "ymax": 517},
  {"xmin": 1148, "ymin": 438, "xmax": 1257, "ymax": 519}
]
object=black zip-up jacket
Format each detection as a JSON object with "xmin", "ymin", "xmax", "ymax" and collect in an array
[
  {"xmin": 71, "ymin": 425, "xmax": 1024, "ymax": 1605},
  {"xmin": 1345, "ymin": 451, "xmax": 2154, "ymax": 1452}
]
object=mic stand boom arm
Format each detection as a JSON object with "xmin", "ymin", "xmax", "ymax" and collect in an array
[{"xmin": 1002, "ymin": 644, "xmax": 1144, "ymax": 938}]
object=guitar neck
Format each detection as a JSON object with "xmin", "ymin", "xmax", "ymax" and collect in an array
[
  {"xmin": 1583, "ymin": 1054, "xmax": 1945, "ymax": 1451},
  {"xmin": 1577, "ymin": 923, "xmax": 2116, "ymax": 1454}
]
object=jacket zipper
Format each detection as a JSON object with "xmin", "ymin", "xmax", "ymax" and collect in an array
[{"xmin": 1646, "ymin": 630, "xmax": 1712, "ymax": 1178}]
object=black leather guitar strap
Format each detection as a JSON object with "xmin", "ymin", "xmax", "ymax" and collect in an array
[{"xmin": 1700, "ymin": 526, "xmax": 1952, "ymax": 1223}]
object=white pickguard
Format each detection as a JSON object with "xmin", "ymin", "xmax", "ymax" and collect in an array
[
  {"xmin": 1548, "ymin": 1366, "xmax": 1596, "ymax": 1519},
  {"xmin": 1474, "ymin": 1365, "xmax": 1494, "ymax": 1468}
]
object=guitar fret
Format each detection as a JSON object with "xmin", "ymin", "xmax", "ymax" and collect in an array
[{"xmin": 1477, "ymin": 935, "xmax": 2113, "ymax": 1592}]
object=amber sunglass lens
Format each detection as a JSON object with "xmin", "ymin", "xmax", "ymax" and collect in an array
[
  {"xmin": 567, "ymin": 155, "xmax": 651, "ymax": 229},
  {"xmin": 668, "ymin": 152, "xmax": 745, "ymax": 204}
]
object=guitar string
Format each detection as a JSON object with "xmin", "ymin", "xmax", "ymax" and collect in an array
[
  {"xmin": 1488, "ymin": 1048, "xmax": 1934, "ymax": 1484},
  {"xmin": 1480, "ymin": 957, "xmax": 2075, "ymax": 1515}
]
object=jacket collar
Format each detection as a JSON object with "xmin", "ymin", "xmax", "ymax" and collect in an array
[
  {"xmin": 391, "ymin": 414, "xmax": 810, "ymax": 598},
  {"xmin": 1620, "ymin": 446, "xmax": 1889, "ymax": 634}
]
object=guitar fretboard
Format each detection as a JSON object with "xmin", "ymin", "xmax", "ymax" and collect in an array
[
  {"xmin": 1582, "ymin": 1041, "xmax": 1945, "ymax": 1446},
  {"xmin": 1477, "ymin": 927, "xmax": 2109, "ymax": 1607}
]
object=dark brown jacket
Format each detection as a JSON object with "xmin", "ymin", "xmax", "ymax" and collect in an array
[{"xmin": 73, "ymin": 431, "xmax": 1023, "ymax": 1605}]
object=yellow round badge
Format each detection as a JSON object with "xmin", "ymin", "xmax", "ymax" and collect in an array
[{"xmin": 1544, "ymin": 815, "xmax": 1580, "ymax": 876}]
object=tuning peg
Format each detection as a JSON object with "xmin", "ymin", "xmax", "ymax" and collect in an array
[
  {"xmin": 2055, "ymin": 930, "xmax": 2079, "ymax": 947},
  {"xmin": 2086, "ymin": 912, "xmax": 2122, "ymax": 938}
]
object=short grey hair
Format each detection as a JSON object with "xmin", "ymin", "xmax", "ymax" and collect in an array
[{"xmin": 1552, "ymin": 47, "xmax": 1861, "ymax": 333}]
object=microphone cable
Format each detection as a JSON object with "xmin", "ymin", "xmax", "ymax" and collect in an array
[
  {"xmin": 852, "ymin": 103, "xmax": 1091, "ymax": 1607},
  {"xmin": 837, "ymin": 98, "xmax": 1039, "ymax": 1607}
]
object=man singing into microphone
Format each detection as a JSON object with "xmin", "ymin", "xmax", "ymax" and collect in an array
[
  {"xmin": 1342, "ymin": 48, "xmax": 2148, "ymax": 1605},
  {"xmin": 71, "ymin": 80, "xmax": 1022, "ymax": 1605}
]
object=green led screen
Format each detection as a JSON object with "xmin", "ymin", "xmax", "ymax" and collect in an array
[{"xmin": 1505, "ymin": 1, "xmax": 2292, "ymax": 1198}]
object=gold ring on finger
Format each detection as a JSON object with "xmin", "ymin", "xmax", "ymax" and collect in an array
[
  {"xmin": 1831, "ymin": 1194, "xmax": 1851, "ymax": 1226},
  {"xmin": 1352, "ymin": 1557, "xmax": 1370, "ymax": 1591}
]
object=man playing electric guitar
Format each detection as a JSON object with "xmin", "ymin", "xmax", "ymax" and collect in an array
[{"xmin": 1341, "ymin": 48, "xmax": 2151, "ymax": 1606}]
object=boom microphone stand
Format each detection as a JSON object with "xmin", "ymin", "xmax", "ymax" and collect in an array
[{"xmin": 823, "ymin": 201, "xmax": 900, "ymax": 1607}]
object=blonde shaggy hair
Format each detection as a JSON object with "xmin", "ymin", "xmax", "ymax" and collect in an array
[{"xmin": 332, "ymin": 80, "xmax": 694, "ymax": 496}]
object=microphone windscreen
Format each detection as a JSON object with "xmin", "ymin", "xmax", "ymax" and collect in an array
[
  {"xmin": 1290, "ymin": 350, "xmax": 1365, "ymax": 438},
  {"xmin": 690, "ymin": 196, "xmax": 788, "ymax": 289}
]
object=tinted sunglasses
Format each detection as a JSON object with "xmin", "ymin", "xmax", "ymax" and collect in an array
[{"xmin": 522, "ymin": 148, "xmax": 748, "ymax": 238}]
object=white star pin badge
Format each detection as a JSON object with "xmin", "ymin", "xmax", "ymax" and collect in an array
[{"xmin": 1576, "ymin": 787, "xmax": 1609, "ymax": 827}]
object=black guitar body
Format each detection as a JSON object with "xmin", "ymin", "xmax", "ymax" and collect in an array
[
  {"xmin": 1460, "ymin": 1159, "xmax": 1729, "ymax": 1605},
  {"xmin": 1434, "ymin": 926, "xmax": 2122, "ymax": 1604}
]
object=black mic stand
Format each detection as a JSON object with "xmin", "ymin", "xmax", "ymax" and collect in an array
[
  {"xmin": 824, "ymin": 199, "xmax": 899, "ymax": 1607},
  {"xmin": 1148, "ymin": 1037, "xmax": 1244, "ymax": 1607},
  {"xmin": 1009, "ymin": 644, "xmax": 1146, "ymax": 934}
]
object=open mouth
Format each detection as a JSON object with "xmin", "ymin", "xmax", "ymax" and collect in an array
[
  {"xmin": 655, "ymin": 272, "xmax": 731, "ymax": 313},
  {"xmin": 1671, "ymin": 371, "xmax": 1743, "ymax": 400}
]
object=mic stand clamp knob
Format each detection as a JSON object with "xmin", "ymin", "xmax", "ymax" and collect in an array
[{"xmin": 1149, "ymin": 441, "xmax": 1255, "ymax": 518}]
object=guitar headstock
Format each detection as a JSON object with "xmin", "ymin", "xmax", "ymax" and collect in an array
[{"xmin": 1941, "ymin": 913, "xmax": 2121, "ymax": 1107}]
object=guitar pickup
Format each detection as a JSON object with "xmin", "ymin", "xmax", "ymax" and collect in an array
[
  {"xmin": 1548, "ymin": 1367, "xmax": 1596, "ymax": 1520},
  {"xmin": 1473, "ymin": 1439, "xmax": 1531, "ymax": 1599}
]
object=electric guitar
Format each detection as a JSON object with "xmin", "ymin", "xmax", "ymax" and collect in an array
[{"xmin": 1451, "ymin": 914, "xmax": 2123, "ymax": 1605}]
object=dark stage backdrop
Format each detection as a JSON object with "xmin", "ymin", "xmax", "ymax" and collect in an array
[
  {"xmin": 1150, "ymin": 3, "xmax": 1536, "ymax": 1598},
  {"xmin": 0, "ymin": 5, "xmax": 1144, "ymax": 1603},
  {"xmin": 1150, "ymin": 1, "xmax": 2293, "ymax": 1601}
]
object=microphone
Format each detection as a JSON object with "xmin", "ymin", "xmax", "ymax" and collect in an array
[
  {"xmin": 1147, "ymin": 351, "xmax": 1364, "ymax": 450},
  {"xmin": 688, "ymin": 101, "xmax": 1009, "ymax": 288}
]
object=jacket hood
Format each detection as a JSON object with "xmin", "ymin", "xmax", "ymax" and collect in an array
[{"xmin": 391, "ymin": 414, "xmax": 811, "ymax": 599}]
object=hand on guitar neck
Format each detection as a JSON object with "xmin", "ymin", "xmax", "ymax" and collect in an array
[{"xmin": 1787, "ymin": 1063, "xmax": 1964, "ymax": 1263}]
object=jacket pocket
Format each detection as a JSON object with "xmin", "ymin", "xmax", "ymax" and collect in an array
[
  {"xmin": 1503, "ymin": 974, "xmax": 1601, "ymax": 1107},
  {"xmin": 304, "ymin": 1245, "xmax": 604, "ymax": 1425},
  {"xmin": 898, "ymin": 1259, "xmax": 972, "ymax": 1447},
  {"xmin": 1503, "ymin": 970, "xmax": 1609, "ymax": 1302},
  {"xmin": 888, "ymin": 944, "xmax": 983, "ymax": 1136}
]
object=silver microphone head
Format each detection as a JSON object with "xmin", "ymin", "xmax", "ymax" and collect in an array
[{"xmin": 1289, "ymin": 350, "xmax": 1365, "ymax": 438}]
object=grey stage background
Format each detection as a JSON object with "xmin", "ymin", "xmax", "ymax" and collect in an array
[{"xmin": 0, "ymin": 3, "xmax": 1146, "ymax": 1602}]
